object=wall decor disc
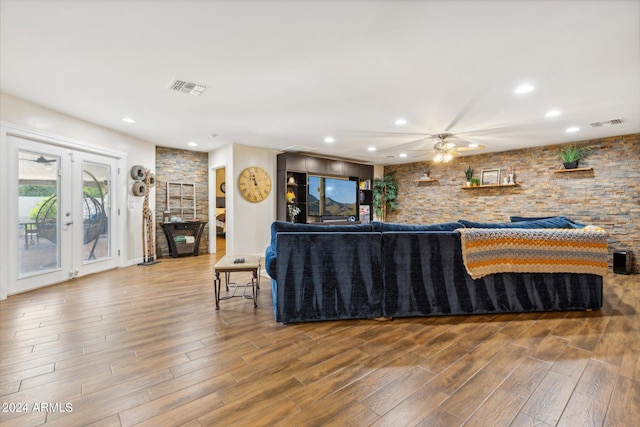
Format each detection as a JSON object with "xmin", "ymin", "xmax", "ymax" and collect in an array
[
  {"xmin": 130, "ymin": 165, "xmax": 146, "ymax": 181},
  {"xmin": 132, "ymin": 181, "xmax": 147, "ymax": 196}
]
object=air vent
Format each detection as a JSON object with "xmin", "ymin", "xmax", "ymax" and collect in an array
[
  {"xmin": 168, "ymin": 79, "xmax": 207, "ymax": 96},
  {"xmin": 589, "ymin": 118, "xmax": 623, "ymax": 127}
]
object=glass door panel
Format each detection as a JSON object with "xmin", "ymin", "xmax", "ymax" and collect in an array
[
  {"xmin": 82, "ymin": 161, "xmax": 111, "ymax": 262},
  {"xmin": 18, "ymin": 150, "xmax": 61, "ymax": 276}
]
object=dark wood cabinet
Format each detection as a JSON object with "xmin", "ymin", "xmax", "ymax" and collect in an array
[
  {"xmin": 276, "ymin": 153, "xmax": 373, "ymax": 223},
  {"xmin": 162, "ymin": 221, "xmax": 206, "ymax": 257}
]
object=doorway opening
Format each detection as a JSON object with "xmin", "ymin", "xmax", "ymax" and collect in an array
[{"xmin": 214, "ymin": 166, "xmax": 226, "ymax": 256}]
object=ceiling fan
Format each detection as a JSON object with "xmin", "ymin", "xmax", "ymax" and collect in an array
[
  {"xmin": 397, "ymin": 133, "xmax": 486, "ymax": 162},
  {"xmin": 429, "ymin": 133, "xmax": 485, "ymax": 162},
  {"xmin": 23, "ymin": 155, "xmax": 57, "ymax": 164}
]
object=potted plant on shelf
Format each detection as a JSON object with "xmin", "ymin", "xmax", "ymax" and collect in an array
[
  {"xmin": 464, "ymin": 166, "xmax": 474, "ymax": 186},
  {"xmin": 470, "ymin": 178, "xmax": 481, "ymax": 187},
  {"xmin": 559, "ymin": 144, "xmax": 590, "ymax": 169},
  {"xmin": 373, "ymin": 172, "xmax": 398, "ymax": 222}
]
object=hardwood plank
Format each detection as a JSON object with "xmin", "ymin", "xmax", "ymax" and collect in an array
[
  {"xmin": 288, "ymin": 364, "xmax": 371, "ymax": 408},
  {"xmin": 280, "ymin": 380, "xmax": 376, "ymax": 426},
  {"xmin": 323, "ymin": 402, "xmax": 380, "ymax": 427},
  {"xmin": 369, "ymin": 384, "xmax": 448, "ymax": 427},
  {"xmin": 572, "ymin": 359, "xmax": 618, "ymax": 403},
  {"xmin": 556, "ymin": 391, "xmax": 607, "ymax": 427},
  {"xmin": 439, "ymin": 370, "xmax": 503, "ymax": 420},
  {"xmin": 531, "ymin": 334, "xmax": 569, "ymax": 362},
  {"xmin": 0, "ymin": 257, "xmax": 636, "ymax": 426},
  {"xmin": 464, "ymin": 388, "xmax": 528, "ymax": 427},
  {"xmin": 361, "ymin": 366, "xmax": 434, "ymax": 416},
  {"xmin": 604, "ymin": 375, "xmax": 640, "ymax": 426},
  {"xmin": 521, "ymin": 371, "xmax": 578, "ymax": 425},
  {"xmin": 415, "ymin": 407, "xmax": 465, "ymax": 427},
  {"xmin": 510, "ymin": 412, "xmax": 554, "ymax": 426},
  {"xmin": 549, "ymin": 345, "xmax": 592, "ymax": 380}
]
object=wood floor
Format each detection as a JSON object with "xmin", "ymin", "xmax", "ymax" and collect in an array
[{"xmin": 1, "ymin": 253, "xmax": 638, "ymax": 427}]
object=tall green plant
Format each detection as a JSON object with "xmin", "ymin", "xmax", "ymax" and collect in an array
[{"xmin": 372, "ymin": 172, "xmax": 398, "ymax": 222}]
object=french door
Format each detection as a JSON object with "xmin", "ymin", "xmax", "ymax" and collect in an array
[{"xmin": 9, "ymin": 135, "xmax": 119, "ymax": 294}]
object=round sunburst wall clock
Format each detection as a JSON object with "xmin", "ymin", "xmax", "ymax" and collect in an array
[{"xmin": 238, "ymin": 166, "xmax": 271, "ymax": 203}]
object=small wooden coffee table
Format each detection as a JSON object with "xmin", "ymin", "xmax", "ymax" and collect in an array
[{"xmin": 213, "ymin": 254, "xmax": 262, "ymax": 309}]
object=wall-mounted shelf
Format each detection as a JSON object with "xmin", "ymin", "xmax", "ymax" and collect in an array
[
  {"xmin": 552, "ymin": 167, "xmax": 593, "ymax": 173},
  {"xmin": 415, "ymin": 178, "xmax": 438, "ymax": 184},
  {"xmin": 461, "ymin": 183, "xmax": 520, "ymax": 190}
]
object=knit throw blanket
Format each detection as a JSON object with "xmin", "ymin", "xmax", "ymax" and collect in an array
[{"xmin": 457, "ymin": 227, "xmax": 609, "ymax": 279}]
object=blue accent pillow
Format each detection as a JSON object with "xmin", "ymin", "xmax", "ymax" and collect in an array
[
  {"xmin": 458, "ymin": 216, "xmax": 583, "ymax": 229},
  {"xmin": 510, "ymin": 216, "xmax": 557, "ymax": 222},
  {"xmin": 375, "ymin": 221, "xmax": 465, "ymax": 232}
]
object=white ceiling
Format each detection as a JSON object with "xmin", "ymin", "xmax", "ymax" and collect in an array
[{"xmin": 1, "ymin": 0, "xmax": 639, "ymax": 165}]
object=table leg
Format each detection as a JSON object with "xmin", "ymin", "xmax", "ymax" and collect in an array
[
  {"xmin": 252, "ymin": 268, "xmax": 258, "ymax": 308},
  {"xmin": 214, "ymin": 270, "xmax": 221, "ymax": 310}
]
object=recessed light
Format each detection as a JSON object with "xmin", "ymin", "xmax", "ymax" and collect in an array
[
  {"xmin": 565, "ymin": 126, "xmax": 580, "ymax": 133},
  {"xmin": 367, "ymin": 146, "xmax": 376, "ymax": 152},
  {"xmin": 468, "ymin": 143, "xmax": 479, "ymax": 148},
  {"xmin": 188, "ymin": 142, "xmax": 198, "ymax": 147},
  {"xmin": 324, "ymin": 136, "xmax": 334, "ymax": 143},
  {"xmin": 399, "ymin": 153, "xmax": 407, "ymax": 158},
  {"xmin": 545, "ymin": 110, "xmax": 562, "ymax": 117},
  {"xmin": 514, "ymin": 84, "xmax": 534, "ymax": 94},
  {"xmin": 395, "ymin": 118, "xmax": 407, "ymax": 126},
  {"xmin": 122, "ymin": 117, "xmax": 136, "ymax": 123}
]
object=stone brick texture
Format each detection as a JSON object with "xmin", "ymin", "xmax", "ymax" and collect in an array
[
  {"xmin": 384, "ymin": 133, "xmax": 639, "ymax": 273},
  {"xmin": 155, "ymin": 147, "xmax": 209, "ymax": 257}
]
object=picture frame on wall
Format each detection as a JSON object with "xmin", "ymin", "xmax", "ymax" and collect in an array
[{"xmin": 481, "ymin": 168, "xmax": 501, "ymax": 186}]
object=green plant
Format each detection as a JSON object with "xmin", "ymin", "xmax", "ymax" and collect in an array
[
  {"xmin": 559, "ymin": 144, "xmax": 591, "ymax": 163},
  {"xmin": 29, "ymin": 195, "xmax": 57, "ymax": 221},
  {"xmin": 470, "ymin": 178, "xmax": 481, "ymax": 186},
  {"xmin": 464, "ymin": 166, "xmax": 473, "ymax": 181},
  {"xmin": 372, "ymin": 172, "xmax": 399, "ymax": 222}
]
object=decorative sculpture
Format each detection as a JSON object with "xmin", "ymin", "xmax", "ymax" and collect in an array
[{"xmin": 132, "ymin": 165, "xmax": 159, "ymax": 266}]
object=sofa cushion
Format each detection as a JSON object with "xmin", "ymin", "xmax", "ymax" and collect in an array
[
  {"xmin": 374, "ymin": 221, "xmax": 464, "ymax": 232},
  {"xmin": 458, "ymin": 216, "xmax": 584, "ymax": 229}
]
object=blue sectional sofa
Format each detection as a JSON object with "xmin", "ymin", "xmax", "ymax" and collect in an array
[{"xmin": 265, "ymin": 218, "xmax": 604, "ymax": 323}]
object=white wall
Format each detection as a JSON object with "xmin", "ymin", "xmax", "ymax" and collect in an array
[
  {"xmin": 209, "ymin": 143, "xmax": 277, "ymax": 256},
  {"xmin": 0, "ymin": 93, "xmax": 157, "ymax": 270}
]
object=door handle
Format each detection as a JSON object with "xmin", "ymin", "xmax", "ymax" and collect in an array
[{"xmin": 65, "ymin": 221, "xmax": 74, "ymax": 226}]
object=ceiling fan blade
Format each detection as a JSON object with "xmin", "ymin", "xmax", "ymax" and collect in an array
[
  {"xmin": 454, "ymin": 145, "xmax": 486, "ymax": 151},
  {"xmin": 444, "ymin": 96, "xmax": 482, "ymax": 133}
]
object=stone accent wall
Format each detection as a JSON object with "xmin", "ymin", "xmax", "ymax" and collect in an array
[
  {"xmin": 155, "ymin": 147, "xmax": 209, "ymax": 257},
  {"xmin": 384, "ymin": 133, "xmax": 640, "ymax": 273}
]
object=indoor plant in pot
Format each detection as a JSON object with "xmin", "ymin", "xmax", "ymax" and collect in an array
[
  {"xmin": 373, "ymin": 172, "xmax": 398, "ymax": 222},
  {"xmin": 559, "ymin": 144, "xmax": 590, "ymax": 169},
  {"xmin": 464, "ymin": 166, "xmax": 474, "ymax": 186}
]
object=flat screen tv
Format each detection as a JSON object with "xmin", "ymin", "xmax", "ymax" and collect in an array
[{"xmin": 308, "ymin": 176, "xmax": 357, "ymax": 217}]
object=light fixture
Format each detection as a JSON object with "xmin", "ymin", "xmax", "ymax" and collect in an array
[
  {"xmin": 394, "ymin": 118, "xmax": 407, "ymax": 126},
  {"xmin": 566, "ymin": 126, "xmax": 580, "ymax": 133},
  {"xmin": 188, "ymin": 142, "xmax": 198, "ymax": 147},
  {"xmin": 399, "ymin": 153, "xmax": 407, "ymax": 158},
  {"xmin": 122, "ymin": 117, "xmax": 136, "ymax": 123},
  {"xmin": 468, "ymin": 143, "xmax": 479, "ymax": 148},
  {"xmin": 432, "ymin": 134, "xmax": 456, "ymax": 163},
  {"xmin": 545, "ymin": 110, "xmax": 561, "ymax": 117},
  {"xmin": 324, "ymin": 136, "xmax": 334, "ymax": 143},
  {"xmin": 514, "ymin": 84, "xmax": 534, "ymax": 94},
  {"xmin": 367, "ymin": 146, "xmax": 376, "ymax": 152}
]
